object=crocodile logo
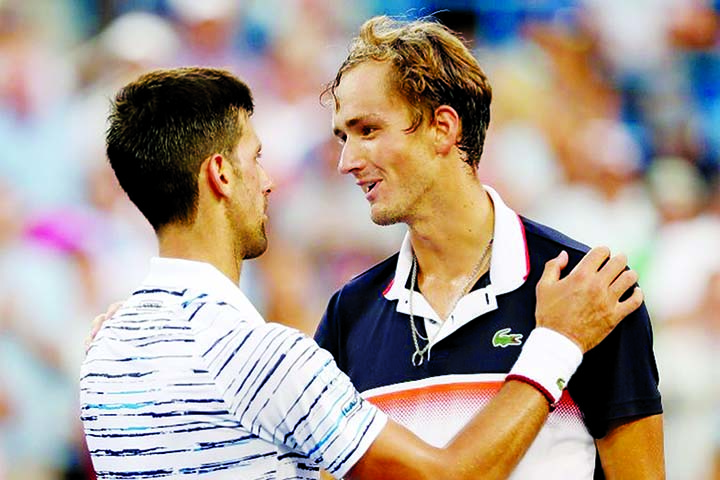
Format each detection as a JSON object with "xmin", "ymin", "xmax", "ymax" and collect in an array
[{"xmin": 492, "ymin": 328, "xmax": 523, "ymax": 348}]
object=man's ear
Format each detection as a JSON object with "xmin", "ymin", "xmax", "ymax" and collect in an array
[
  {"xmin": 205, "ymin": 154, "xmax": 232, "ymax": 198},
  {"xmin": 432, "ymin": 105, "xmax": 461, "ymax": 156}
]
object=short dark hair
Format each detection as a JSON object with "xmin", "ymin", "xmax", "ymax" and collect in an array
[
  {"xmin": 323, "ymin": 16, "xmax": 492, "ymax": 168},
  {"xmin": 106, "ymin": 67, "xmax": 254, "ymax": 231}
]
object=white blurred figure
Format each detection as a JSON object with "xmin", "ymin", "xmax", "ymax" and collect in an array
[
  {"xmin": 642, "ymin": 158, "xmax": 719, "ymax": 478},
  {"xmin": 527, "ymin": 119, "xmax": 659, "ymax": 268},
  {"xmin": 479, "ymin": 44, "xmax": 564, "ymax": 214},
  {"xmin": 655, "ymin": 271, "xmax": 720, "ymax": 480},
  {"xmin": 167, "ymin": 0, "xmax": 244, "ymax": 67},
  {"xmin": 580, "ymin": 0, "xmax": 683, "ymax": 76},
  {"xmin": 642, "ymin": 156, "xmax": 719, "ymax": 323}
]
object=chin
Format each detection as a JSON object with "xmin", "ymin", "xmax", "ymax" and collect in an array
[
  {"xmin": 370, "ymin": 207, "xmax": 404, "ymax": 226},
  {"xmin": 242, "ymin": 226, "xmax": 268, "ymax": 260},
  {"xmin": 243, "ymin": 239, "xmax": 267, "ymax": 260}
]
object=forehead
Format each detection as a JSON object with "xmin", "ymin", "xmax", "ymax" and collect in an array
[{"xmin": 332, "ymin": 61, "xmax": 409, "ymax": 127}]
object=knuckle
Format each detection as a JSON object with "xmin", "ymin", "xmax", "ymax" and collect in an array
[
  {"xmin": 572, "ymin": 267, "xmax": 587, "ymax": 283},
  {"xmin": 614, "ymin": 252, "xmax": 628, "ymax": 266},
  {"xmin": 629, "ymin": 268, "xmax": 639, "ymax": 280},
  {"xmin": 625, "ymin": 270, "xmax": 639, "ymax": 285},
  {"xmin": 593, "ymin": 246, "xmax": 611, "ymax": 259}
]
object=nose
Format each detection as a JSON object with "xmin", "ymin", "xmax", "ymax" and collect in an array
[
  {"xmin": 337, "ymin": 139, "xmax": 363, "ymax": 176},
  {"xmin": 260, "ymin": 166, "xmax": 274, "ymax": 195}
]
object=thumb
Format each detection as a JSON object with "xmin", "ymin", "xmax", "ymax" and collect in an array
[{"xmin": 539, "ymin": 250, "xmax": 568, "ymax": 285}]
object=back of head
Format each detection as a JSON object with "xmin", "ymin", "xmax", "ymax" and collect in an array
[
  {"xmin": 106, "ymin": 67, "xmax": 254, "ymax": 231},
  {"xmin": 325, "ymin": 16, "xmax": 492, "ymax": 168}
]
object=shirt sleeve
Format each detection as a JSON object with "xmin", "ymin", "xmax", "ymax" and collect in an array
[
  {"xmin": 567, "ymin": 301, "xmax": 663, "ymax": 438},
  {"xmin": 197, "ymin": 307, "xmax": 387, "ymax": 478}
]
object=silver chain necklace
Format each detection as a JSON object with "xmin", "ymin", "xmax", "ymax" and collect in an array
[{"xmin": 409, "ymin": 238, "xmax": 493, "ymax": 367}]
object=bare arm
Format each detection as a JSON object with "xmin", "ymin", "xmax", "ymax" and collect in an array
[
  {"xmin": 596, "ymin": 414, "xmax": 665, "ymax": 479},
  {"xmin": 346, "ymin": 247, "xmax": 644, "ymax": 480},
  {"xmin": 348, "ymin": 380, "xmax": 550, "ymax": 480}
]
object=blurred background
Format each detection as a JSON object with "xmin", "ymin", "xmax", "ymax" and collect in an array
[{"xmin": 0, "ymin": 0, "xmax": 717, "ymax": 478}]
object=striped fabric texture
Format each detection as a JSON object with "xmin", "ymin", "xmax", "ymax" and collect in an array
[{"xmin": 81, "ymin": 258, "xmax": 386, "ymax": 479}]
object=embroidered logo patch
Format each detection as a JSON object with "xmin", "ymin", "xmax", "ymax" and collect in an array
[
  {"xmin": 341, "ymin": 391, "xmax": 362, "ymax": 419},
  {"xmin": 492, "ymin": 328, "xmax": 523, "ymax": 348}
]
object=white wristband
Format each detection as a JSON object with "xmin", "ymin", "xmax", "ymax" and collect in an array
[{"xmin": 506, "ymin": 327, "xmax": 583, "ymax": 409}]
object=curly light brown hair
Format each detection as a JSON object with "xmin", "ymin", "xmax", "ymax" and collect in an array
[{"xmin": 323, "ymin": 16, "xmax": 493, "ymax": 169}]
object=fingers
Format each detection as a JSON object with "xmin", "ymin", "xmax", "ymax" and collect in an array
[
  {"xmin": 598, "ymin": 252, "xmax": 629, "ymax": 286},
  {"xmin": 536, "ymin": 246, "xmax": 645, "ymax": 353},
  {"xmin": 107, "ymin": 301, "xmax": 123, "ymax": 318},
  {"xmin": 609, "ymin": 268, "xmax": 639, "ymax": 300},
  {"xmin": 616, "ymin": 286, "xmax": 644, "ymax": 319},
  {"xmin": 574, "ymin": 246, "xmax": 611, "ymax": 274},
  {"xmin": 84, "ymin": 313, "xmax": 107, "ymax": 352},
  {"xmin": 84, "ymin": 301, "xmax": 123, "ymax": 353},
  {"xmin": 539, "ymin": 250, "xmax": 568, "ymax": 286}
]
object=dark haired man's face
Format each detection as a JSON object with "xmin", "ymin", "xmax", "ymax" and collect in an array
[{"xmin": 226, "ymin": 115, "xmax": 273, "ymax": 260}]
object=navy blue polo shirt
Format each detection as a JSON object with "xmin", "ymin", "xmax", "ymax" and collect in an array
[{"xmin": 315, "ymin": 186, "xmax": 662, "ymax": 479}]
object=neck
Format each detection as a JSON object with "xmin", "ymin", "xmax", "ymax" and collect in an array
[
  {"xmin": 409, "ymin": 181, "xmax": 494, "ymax": 280},
  {"xmin": 157, "ymin": 220, "xmax": 242, "ymax": 285}
]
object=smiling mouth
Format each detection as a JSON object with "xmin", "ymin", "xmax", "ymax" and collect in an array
[{"xmin": 365, "ymin": 182, "xmax": 378, "ymax": 194}]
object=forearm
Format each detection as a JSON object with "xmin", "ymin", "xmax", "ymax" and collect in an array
[
  {"xmin": 596, "ymin": 414, "xmax": 665, "ymax": 479},
  {"xmin": 442, "ymin": 380, "xmax": 550, "ymax": 479},
  {"xmin": 346, "ymin": 381, "xmax": 549, "ymax": 480}
]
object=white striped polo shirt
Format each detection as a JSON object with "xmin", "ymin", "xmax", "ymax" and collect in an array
[{"xmin": 80, "ymin": 257, "xmax": 386, "ymax": 479}]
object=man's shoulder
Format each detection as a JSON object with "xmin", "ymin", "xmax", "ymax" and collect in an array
[
  {"xmin": 339, "ymin": 252, "xmax": 399, "ymax": 297},
  {"xmin": 320, "ymin": 253, "xmax": 399, "ymax": 322},
  {"xmin": 521, "ymin": 216, "xmax": 591, "ymax": 266},
  {"xmin": 118, "ymin": 283, "xmax": 253, "ymax": 335}
]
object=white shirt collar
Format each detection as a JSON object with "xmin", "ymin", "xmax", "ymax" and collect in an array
[
  {"xmin": 142, "ymin": 257, "xmax": 265, "ymax": 325},
  {"xmin": 384, "ymin": 185, "xmax": 530, "ymax": 302}
]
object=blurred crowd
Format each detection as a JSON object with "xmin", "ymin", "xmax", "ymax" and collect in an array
[{"xmin": 0, "ymin": 0, "xmax": 717, "ymax": 478}]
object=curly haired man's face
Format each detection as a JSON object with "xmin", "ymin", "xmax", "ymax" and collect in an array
[{"xmin": 332, "ymin": 61, "xmax": 439, "ymax": 227}]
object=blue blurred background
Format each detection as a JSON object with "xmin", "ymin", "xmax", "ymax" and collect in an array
[{"xmin": 0, "ymin": 0, "xmax": 718, "ymax": 478}]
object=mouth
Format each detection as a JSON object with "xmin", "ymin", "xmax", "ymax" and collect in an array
[{"xmin": 362, "ymin": 180, "xmax": 380, "ymax": 195}]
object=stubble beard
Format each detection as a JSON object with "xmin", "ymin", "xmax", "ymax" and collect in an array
[
  {"xmin": 369, "ymin": 199, "xmax": 409, "ymax": 226},
  {"xmin": 370, "ymin": 208, "xmax": 403, "ymax": 226},
  {"xmin": 369, "ymin": 184, "xmax": 422, "ymax": 226},
  {"xmin": 241, "ymin": 221, "xmax": 268, "ymax": 260},
  {"xmin": 228, "ymin": 204, "xmax": 268, "ymax": 261}
]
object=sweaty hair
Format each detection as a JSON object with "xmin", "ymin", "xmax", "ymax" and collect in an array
[
  {"xmin": 106, "ymin": 67, "xmax": 254, "ymax": 231},
  {"xmin": 324, "ymin": 16, "xmax": 492, "ymax": 168}
]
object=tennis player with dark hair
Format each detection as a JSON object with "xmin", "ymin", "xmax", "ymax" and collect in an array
[
  {"xmin": 317, "ymin": 16, "xmax": 664, "ymax": 479},
  {"xmin": 81, "ymin": 66, "xmax": 642, "ymax": 479}
]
